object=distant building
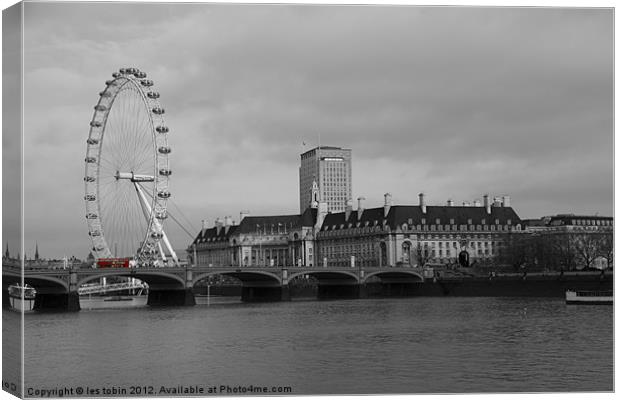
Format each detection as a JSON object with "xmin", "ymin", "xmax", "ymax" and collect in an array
[
  {"xmin": 314, "ymin": 193, "xmax": 522, "ymax": 267},
  {"xmin": 189, "ymin": 209, "xmax": 317, "ymax": 268},
  {"xmin": 299, "ymin": 146, "xmax": 352, "ymax": 213},
  {"xmin": 523, "ymin": 214, "xmax": 613, "ymax": 232},
  {"xmin": 190, "ymin": 192, "xmax": 523, "ymax": 268},
  {"xmin": 522, "ymin": 214, "xmax": 613, "ymax": 270}
]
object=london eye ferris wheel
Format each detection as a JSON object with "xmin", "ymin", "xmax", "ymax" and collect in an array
[{"xmin": 84, "ymin": 67, "xmax": 178, "ymax": 266}]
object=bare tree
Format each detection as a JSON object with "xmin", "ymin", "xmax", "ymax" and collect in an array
[
  {"xmin": 598, "ymin": 233, "xmax": 613, "ymax": 269},
  {"xmin": 415, "ymin": 243, "xmax": 432, "ymax": 267},
  {"xmin": 546, "ymin": 232, "xmax": 578, "ymax": 270},
  {"xmin": 573, "ymin": 233, "xmax": 602, "ymax": 269},
  {"xmin": 500, "ymin": 233, "xmax": 538, "ymax": 270}
]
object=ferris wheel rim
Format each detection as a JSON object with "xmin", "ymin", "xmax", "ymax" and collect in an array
[{"xmin": 84, "ymin": 67, "xmax": 172, "ymax": 264}]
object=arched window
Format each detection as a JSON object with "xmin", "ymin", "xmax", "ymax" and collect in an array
[
  {"xmin": 402, "ymin": 241, "xmax": 411, "ymax": 265},
  {"xmin": 380, "ymin": 242, "xmax": 388, "ymax": 266}
]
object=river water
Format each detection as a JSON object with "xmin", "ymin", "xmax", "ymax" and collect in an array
[{"xmin": 3, "ymin": 296, "xmax": 613, "ymax": 395}]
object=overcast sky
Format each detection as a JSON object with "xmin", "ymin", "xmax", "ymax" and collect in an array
[{"xmin": 5, "ymin": 3, "xmax": 613, "ymax": 259}]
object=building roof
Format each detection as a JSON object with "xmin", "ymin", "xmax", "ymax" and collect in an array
[
  {"xmin": 191, "ymin": 225, "xmax": 238, "ymax": 245},
  {"xmin": 548, "ymin": 214, "xmax": 613, "ymax": 224},
  {"xmin": 300, "ymin": 146, "xmax": 351, "ymax": 157},
  {"xmin": 320, "ymin": 205, "xmax": 522, "ymax": 231},
  {"xmin": 521, "ymin": 218, "xmax": 548, "ymax": 227},
  {"xmin": 191, "ymin": 209, "xmax": 318, "ymax": 245},
  {"xmin": 235, "ymin": 214, "xmax": 304, "ymax": 234}
]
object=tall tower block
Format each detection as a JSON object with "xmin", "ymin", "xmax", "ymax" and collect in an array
[{"xmin": 299, "ymin": 146, "xmax": 352, "ymax": 213}]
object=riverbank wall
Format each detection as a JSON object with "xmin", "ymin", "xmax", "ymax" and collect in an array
[{"xmin": 366, "ymin": 273, "xmax": 612, "ymax": 298}]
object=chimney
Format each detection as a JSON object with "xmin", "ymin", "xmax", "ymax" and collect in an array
[
  {"xmin": 447, "ymin": 199, "xmax": 454, "ymax": 207},
  {"xmin": 419, "ymin": 192, "xmax": 426, "ymax": 214},
  {"xmin": 357, "ymin": 196, "xmax": 365, "ymax": 220},
  {"xmin": 384, "ymin": 193, "xmax": 392, "ymax": 217},
  {"xmin": 483, "ymin": 194, "xmax": 491, "ymax": 214},
  {"xmin": 215, "ymin": 217, "xmax": 223, "ymax": 234},
  {"xmin": 345, "ymin": 199, "xmax": 353, "ymax": 221},
  {"xmin": 239, "ymin": 210, "xmax": 250, "ymax": 222},
  {"xmin": 201, "ymin": 219, "xmax": 207, "ymax": 232},
  {"xmin": 493, "ymin": 197, "xmax": 502, "ymax": 207},
  {"xmin": 473, "ymin": 199, "xmax": 481, "ymax": 207},
  {"xmin": 462, "ymin": 201, "xmax": 471, "ymax": 207},
  {"xmin": 502, "ymin": 195, "xmax": 511, "ymax": 207},
  {"xmin": 224, "ymin": 216, "xmax": 233, "ymax": 234}
]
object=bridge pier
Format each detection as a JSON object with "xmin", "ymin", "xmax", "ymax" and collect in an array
[
  {"xmin": 33, "ymin": 292, "xmax": 80, "ymax": 312},
  {"xmin": 317, "ymin": 284, "xmax": 365, "ymax": 300},
  {"xmin": 3, "ymin": 285, "xmax": 10, "ymax": 309},
  {"xmin": 147, "ymin": 289, "xmax": 196, "ymax": 307},
  {"xmin": 241, "ymin": 286, "xmax": 287, "ymax": 302},
  {"xmin": 379, "ymin": 282, "xmax": 418, "ymax": 297}
]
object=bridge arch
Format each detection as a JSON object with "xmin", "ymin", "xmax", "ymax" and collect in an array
[
  {"xmin": 193, "ymin": 270, "xmax": 282, "ymax": 287},
  {"xmin": 362, "ymin": 269, "xmax": 424, "ymax": 284},
  {"xmin": 3, "ymin": 270, "xmax": 70, "ymax": 292},
  {"xmin": 288, "ymin": 270, "xmax": 359, "ymax": 284},
  {"xmin": 77, "ymin": 270, "xmax": 186, "ymax": 289},
  {"xmin": 23, "ymin": 275, "xmax": 71, "ymax": 293}
]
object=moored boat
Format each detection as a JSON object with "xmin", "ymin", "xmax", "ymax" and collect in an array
[
  {"xmin": 8, "ymin": 284, "xmax": 36, "ymax": 300},
  {"xmin": 103, "ymin": 295, "xmax": 134, "ymax": 302},
  {"xmin": 7, "ymin": 284, "xmax": 36, "ymax": 311},
  {"xmin": 566, "ymin": 290, "xmax": 613, "ymax": 305}
]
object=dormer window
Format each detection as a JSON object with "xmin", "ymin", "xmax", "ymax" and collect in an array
[
  {"xmin": 481, "ymin": 219, "xmax": 486, "ymax": 225},
  {"xmin": 421, "ymin": 218, "xmax": 426, "ymax": 225},
  {"xmin": 436, "ymin": 218, "xmax": 441, "ymax": 225},
  {"xmin": 495, "ymin": 219, "xmax": 499, "ymax": 225},
  {"xmin": 507, "ymin": 219, "xmax": 512, "ymax": 225},
  {"xmin": 450, "ymin": 219, "xmax": 455, "ymax": 225}
]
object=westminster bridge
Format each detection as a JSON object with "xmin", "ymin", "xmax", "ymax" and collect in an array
[{"xmin": 2, "ymin": 261, "xmax": 427, "ymax": 311}]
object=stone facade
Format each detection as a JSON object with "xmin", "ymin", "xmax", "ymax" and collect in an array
[{"xmin": 189, "ymin": 193, "xmax": 527, "ymax": 269}]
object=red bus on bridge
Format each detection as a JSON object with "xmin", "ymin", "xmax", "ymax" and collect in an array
[{"xmin": 97, "ymin": 258, "xmax": 132, "ymax": 268}]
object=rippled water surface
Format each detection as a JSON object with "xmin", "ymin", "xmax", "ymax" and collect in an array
[{"xmin": 4, "ymin": 297, "xmax": 613, "ymax": 394}]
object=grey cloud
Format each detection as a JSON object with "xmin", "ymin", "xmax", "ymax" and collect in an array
[{"xmin": 15, "ymin": 4, "xmax": 613, "ymax": 258}]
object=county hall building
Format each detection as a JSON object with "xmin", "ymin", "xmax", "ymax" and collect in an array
[{"xmin": 189, "ymin": 146, "xmax": 524, "ymax": 268}]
